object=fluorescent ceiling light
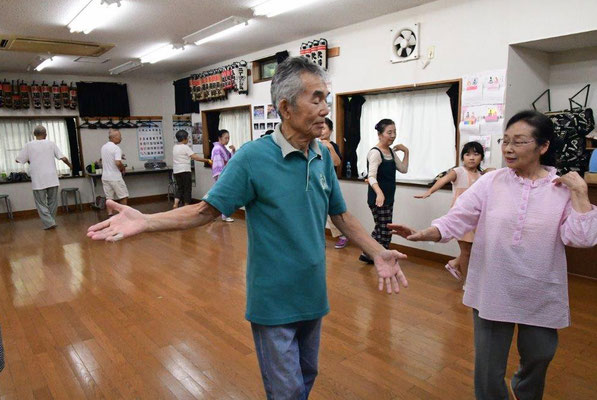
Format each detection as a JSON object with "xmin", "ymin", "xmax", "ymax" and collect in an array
[
  {"xmin": 109, "ymin": 60, "xmax": 143, "ymax": 75},
  {"xmin": 183, "ymin": 16, "xmax": 250, "ymax": 46},
  {"xmin": 34, "ymin": 57, "xmax": 57, "ymax": 72},
  {"xmin": 252, "ymin": 0, "xmax": 320, "ymax": 18},
  {"xmin": 140, "ymin": 44, "xmax": 185, "ymax": 64},
  {"xmin": 67, "ymin": 0, "xmax": 122, "ymax": 34}
]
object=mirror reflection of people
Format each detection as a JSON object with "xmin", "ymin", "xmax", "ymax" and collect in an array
[
  {"xmin": 391, "ymin": 110, "xmax": 597, "ymax": 400},
  {"xmin": 15, "ymin": 125, "xmax": 72, "ymax": 229},
  {"xmin": 211, "ymin": 129, "xmax": 236, "ymax": 222},
  {"xmin": 172, "ymin": 130, "xmax": 212, "ymax": 209}
]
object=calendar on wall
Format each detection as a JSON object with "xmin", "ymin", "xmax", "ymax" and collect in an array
[{"xmin": 137, "ymin": 122, "xmax": 164, "ymax": 160}]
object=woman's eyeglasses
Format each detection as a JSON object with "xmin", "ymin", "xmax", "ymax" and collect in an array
[{"xmin": 497, "ymin": 138, "xmax": 535, "ymax": 147}]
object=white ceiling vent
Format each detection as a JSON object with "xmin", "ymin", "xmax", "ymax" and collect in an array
[
  {"xmin": 73, "ymin": 56, "xmax": 111, "ymax": 64},
  {"xmin": 0, "ymin": 36, "xmax": 114, "ymax": 57}
]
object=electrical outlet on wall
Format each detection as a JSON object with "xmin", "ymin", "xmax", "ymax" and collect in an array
[{"xmin": 427, "ymin": 46, "xmax": 435, "ymax": 59}]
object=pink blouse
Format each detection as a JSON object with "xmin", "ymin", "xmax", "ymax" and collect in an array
[{"xmin": 432, "ymin": 167, "xmax": 597, "ymax": 329}]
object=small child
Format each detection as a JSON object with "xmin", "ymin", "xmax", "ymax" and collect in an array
[
  {"xmin": 415, "ymin": 141, "xmax": 493, "ymax": 288},
  {"xmin": 172, "ymin": 130, "xmax": 211, "ymax": 209}
]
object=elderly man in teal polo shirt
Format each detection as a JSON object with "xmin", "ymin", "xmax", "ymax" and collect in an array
[{"xmin": 87, "ymin": 57, "xmax": 409, "ymax": 399}]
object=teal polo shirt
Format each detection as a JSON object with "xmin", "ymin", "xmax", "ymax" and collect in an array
[{"xmin": 202, "ymin": 125, "xmax": 347, "ymax": 325}]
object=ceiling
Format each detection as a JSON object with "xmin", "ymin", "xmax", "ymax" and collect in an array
[{"xmin": 0, "ymin": 0, "xmax": 434, "ymax": 78}]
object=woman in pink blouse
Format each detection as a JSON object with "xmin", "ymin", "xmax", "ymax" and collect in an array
[
  {"xmin": 391, "ymin": 110, "xmax": 597, "ymax": 400},
  {"xmin": 211, "ymin": 129, "xmax": 236, "ymax": 222}
]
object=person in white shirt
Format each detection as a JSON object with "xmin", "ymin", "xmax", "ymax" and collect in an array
[
  {"xmin": 172, "ymin": 130, "xmax": 211, "ymax": 209},
  {"xmin": 101, "ymin": 129, "xmax": 128, "ymax": 216},
  {"xmin": 15, "ymin": 125, "xmax": 72, "ymax": 229}
]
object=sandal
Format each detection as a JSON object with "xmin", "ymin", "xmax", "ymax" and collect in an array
[{"xmin": 445, "ymin": 263, "xmax": 463, "ymax": 281}]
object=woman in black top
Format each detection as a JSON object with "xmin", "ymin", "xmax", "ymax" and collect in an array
[{"xmin": 360, "ymin": 119, "xmax": 409, "ymax": 263}]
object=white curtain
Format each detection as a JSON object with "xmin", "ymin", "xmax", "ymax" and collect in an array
[
  {"xmin": 357, "ymin": 88, "xmax": 456, "ymax": 182},
  {"xmin": 0, "ymin": 118, "xmax": 72, "ymax": 175},
  {"xmin": 218, "ymin": 109, "xmax": 252, "ymax": 151}
]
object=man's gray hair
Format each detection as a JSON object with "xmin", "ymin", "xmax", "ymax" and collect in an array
[
  {"xmin": 108, "ymin": 129, "xmax": 120, "ymax": 139},
  {"xmin": 33, "ymin": 125, "xmax": 47, "ymax": 137},
  {"xmin": 271, "ymin": 57, "xmax": 327, "ymax": 119}
]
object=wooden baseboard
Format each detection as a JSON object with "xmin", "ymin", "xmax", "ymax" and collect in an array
[{"xmin": 0, "ymin": 193, "xmax": 170, "ymax": 220}]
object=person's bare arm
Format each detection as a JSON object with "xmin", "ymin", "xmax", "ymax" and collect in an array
[
  {"xmin": 414, "ymin": 169, "xmax": 457, "ymax": 199},
  {"xmin": 190, "ymin": 154, "xmax": 212, "ymax": 164},
  {"xmin": 87, "ymin": 200, "xmax": 221, "ymax": 241},
  {"xmin": 322, "ymin": 141, "xmax": 341, "ymax": 167},
  {"xmin": 115, "ymin": 160, "xmax": 126, "ymax": 173},
  {"xmin": 60, "ymin": 157, "xmax": 73, "ymax": 170}
]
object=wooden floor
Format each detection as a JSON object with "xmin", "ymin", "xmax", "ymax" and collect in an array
[{"xmin": 0, "ymin": 201, "xmax": 596, "ymax": 399}]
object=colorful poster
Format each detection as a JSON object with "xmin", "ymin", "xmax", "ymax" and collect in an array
[
  {"xmin": 267, "ymin": 104, "xmax": 278, "ymax": 119},
  {"xmin": 192, "ymin": 122, "xmax": 203, "ymax": 145},
  {"xmin": 253, "ymin": 105, "xmax": 265, "ymax": 120},
  {"xmin": 462, "ymin": 74, "xmax": 483, "ymax": 105},
  {"xmin": 482, "ymin": 70, "xmax": 506, "ymax": 103}
]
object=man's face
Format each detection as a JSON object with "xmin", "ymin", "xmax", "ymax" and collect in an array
[{"xmin": 286, "ymin": 73, "xmax": 330, "ymax": 140}]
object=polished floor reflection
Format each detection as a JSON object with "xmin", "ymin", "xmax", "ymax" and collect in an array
[{"xmin": 0, "ymin": 202, "xmax": 595, "ymax": 399}]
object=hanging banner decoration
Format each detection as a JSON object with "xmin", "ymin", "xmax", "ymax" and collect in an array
[{"xmin": 190, "ymin": 60, "xmax": 249, "ymax": 103}]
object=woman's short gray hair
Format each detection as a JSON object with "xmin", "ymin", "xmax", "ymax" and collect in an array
[{"xmin": 271, "ymin": 57, "xmax": 327, "ymax": 120}]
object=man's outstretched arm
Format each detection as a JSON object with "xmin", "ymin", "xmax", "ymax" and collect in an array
[{"xmin": 87, "ymin": 199, "xmax": 221, "ymax": 241}]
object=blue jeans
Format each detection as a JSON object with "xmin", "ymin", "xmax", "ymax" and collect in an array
[{"xmin": 251, "ymin": 318, "xmax": 322, "ymax": 400}]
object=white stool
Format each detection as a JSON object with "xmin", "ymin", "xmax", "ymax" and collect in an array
[
  {"xmin": 61, "ymin": 188, "xmax": 83, "ymax": 213},
  {"xmin": 0, "ymin": 194, "xmax": 13, "ymax": 219}
]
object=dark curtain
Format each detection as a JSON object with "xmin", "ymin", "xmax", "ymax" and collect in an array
[
  {"xmin": 64, "ymin": 117, "xmax": 82, "ymax": 176},
  {"xmin": 275, "ymin": 51, "xmax": 290, "ymax": 64},
  {"xmin": 342, "ymin": 95, "xmax": 366, "ymax": 178},
  {"xmin": 446, "ymin": 82, "xmax": 460, "ymax": 129},
  {"xmin": 206, "ymin": 111, "xmax": 220, "ymax": 158},
  {"xmin": 174, "ymin": 77, "xmax": 199, "ymax": 115},
  {"xmin": 77, "ymin": 82, "xmax": 130, "ymax": 117}
]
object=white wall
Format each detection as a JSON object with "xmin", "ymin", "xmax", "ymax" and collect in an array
[
  {"xmin": 504, "ymin": 47, "xmax": 551, "ymax": 120},
  {"xmin": 0, "ymin": 72, "xmax": 176, "ymax": 211},
  {"xmin": 180, "ymin": 0, "xmax": 597, "ymax": 257},
  {"xmin": 549, "ymin": 47, "xmax": 597, "ymax": 112}
]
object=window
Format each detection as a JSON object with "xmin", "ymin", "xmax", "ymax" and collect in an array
[
  {"xmin": 0, "ymin": 118, "xmax": 72, "ymax": 175},
  {"xmin": 260, "ymin": 58, "xmax": 278, "ymax": 80},
  {"xmin": 356, "ymin": 88, "xmax": 456, "ymax": 183},
  {"xmin": 252, "ymin": 56, "xmax": 278, "ymax": 83}
]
